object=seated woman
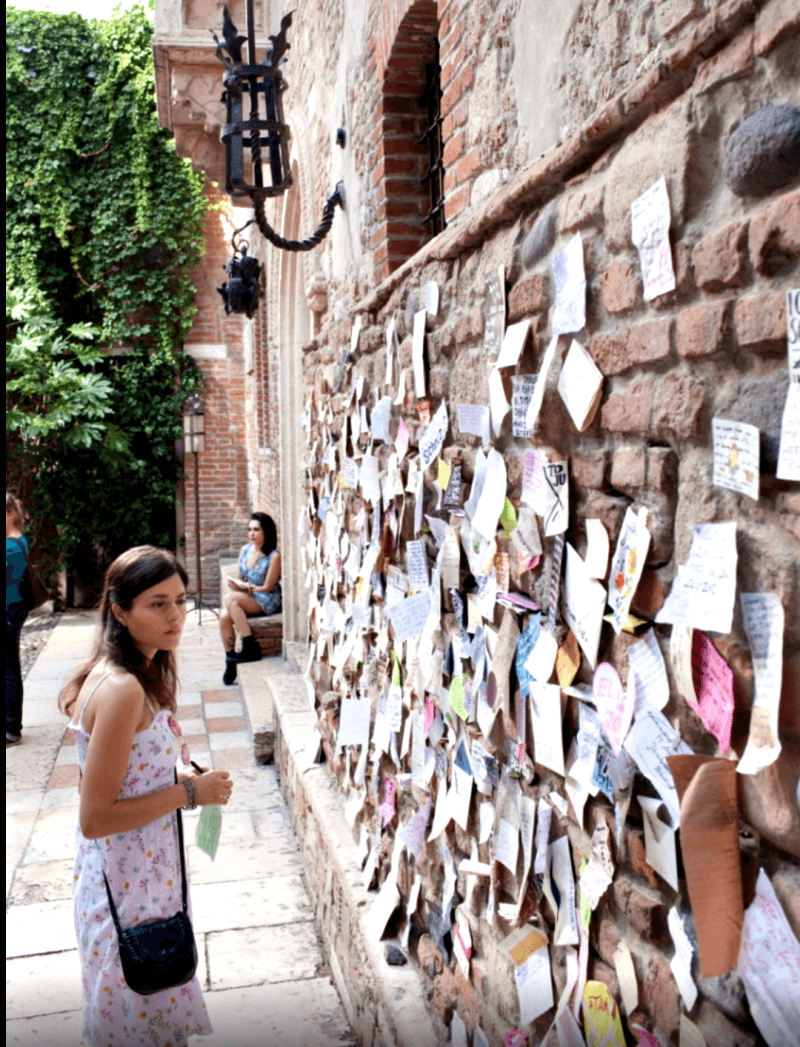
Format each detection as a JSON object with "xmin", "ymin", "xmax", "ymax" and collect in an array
[{"xmin": 219, "ymin": 512, "xmax": 281, "ymax": 685}]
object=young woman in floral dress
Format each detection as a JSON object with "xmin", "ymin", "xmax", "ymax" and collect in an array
[{"xmin": 60, "ymin": 545, "xmax": 233, "ymax": 1047}]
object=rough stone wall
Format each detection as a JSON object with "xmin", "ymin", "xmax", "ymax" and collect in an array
[{"xmin": 295, "ymin": 2, "xmax": 800, "ymax": 1045}]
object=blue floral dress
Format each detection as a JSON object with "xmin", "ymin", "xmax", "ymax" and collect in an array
[
  {"xmin": 72, "ymin": 675, "xmax": 212, "ymax": 1047},
  {"xmin": 238, "ymin": 544, "xmax": 281, "ymax": 615}
]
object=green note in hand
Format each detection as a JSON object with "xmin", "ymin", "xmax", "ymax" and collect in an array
[{"xmin": 196, "ymin": 804, "xmax": 221, "ymax": 860}]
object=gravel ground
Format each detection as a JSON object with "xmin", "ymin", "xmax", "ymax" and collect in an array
[{"xmin": 19, "ymin": 609, "xmax": 62, "ymax": 680}]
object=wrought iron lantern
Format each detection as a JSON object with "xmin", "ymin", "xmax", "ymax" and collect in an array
[{"xmin": 212, "ymin": 3, "xmax": 343, "ymax": 315}]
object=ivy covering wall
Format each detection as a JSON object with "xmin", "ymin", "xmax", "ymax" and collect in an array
[{"xmin": 6, "ymin": 5, "xmax": 207, "ymax": 593}]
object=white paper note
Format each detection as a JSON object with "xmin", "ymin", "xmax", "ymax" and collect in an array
[
  {"xmin": 457, "ymin": 403, "xmax": 490, "ymax": 444},
  {"xmin": 489, "ymin": 366, "xmax": 510, "ymax": 438},
  {"xmin": 530, "ymin": 682, "xmax": 565, "ymax": 775},
  {"xmin": 526, "ymin": 335, "xmax": 560, "ymax": 430},
  {"xmin": 418, "ymin": 400, "xmax": 449, "ymax": 471},
  {"xmin": 656, "ymin": 522, "xmax": 737, "ymax": 635},
  {"xmin": 425, "ymin": 280, "xmax": 439, "ymax": 317},
  {"xmin": 386, "ymin": 591, "xmax": 432, "ymax": 643},
  {"xmin": 543, "ymin": 459, "xmax": 569, "ymax": 537},
  {"xmin": 497, "ymin": 318, "xmax": 531, "ymax": 368},
  {"xmin": 631, "ymin": 176, "xmax": 676, "ymax": 301},
  {"xmin": 551, "ymin": 835, "xmax": 579, "ymax": 945},
  {"xmin": 738, "ymin": 868, "xmax": 800, "ymax": 1047},
  {"xmin": 628, "ymin": 629, "xmax": 669, "ymax": 711},
  {"xmin": 624, "ymin": 707, "xmax": 691, "ymax": 827},
  {"xmin": 777, "ymin": 383, "xmax": 800, "ymax": 481},
  {"xmin": 337, "ymin": 697, "xmax": 371, "ymax": 751},
  {"xmin": 552, "ymin": 233, "xmax": 586, "ymax": 334},
  {"xmin": 515, "ymin": 945, "xmax": 555, "ymax": 1024},
  {"xmin": 607, "ymin": 506, "xmax": 650, "ymax": 634},
  {"xmin": 512, "ymin": 374, "xmax": 538, "ymax": 438},
  {"xmin": 412, "ymin": 309, "xmax": 426, "ymax": 398},
  {"xmin": 563, "ymin": 543, "xmax": 606, "ymax": 669},
  {"xmin": 584, "ymin": 519, "xmax": 609, "ymax": 580},
  {"xmin": 557, "ymin": 339, "xmax": 603, "ymax": 431},
  {"xmin": 470, "ymin": 448, "xmax": 507, "ymax": 542},
  {"xmin": 668, "ymin": 907, "xmax": 698, "ymax": 1010},
  {"xmin": 713, "ymin": 418, "xmax": 760, "ymax": 500},
  {"xmin": 737, "ymin": 592, "xmax": 785, "ymax": 775},
  {"xmin": 639, "ymin": 796, "xmax": 678, "ymax": 890}
]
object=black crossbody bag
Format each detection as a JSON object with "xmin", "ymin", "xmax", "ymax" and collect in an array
[{"xmin": 102, "ymin": 804, "xmax": 198, "ymax": 996}]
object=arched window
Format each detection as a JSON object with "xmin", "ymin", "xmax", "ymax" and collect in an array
[{"xmin": 374, "ymin": 0, "xmax": 444, "ymax": 282}]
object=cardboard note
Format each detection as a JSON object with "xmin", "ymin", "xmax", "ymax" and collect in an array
[
  {"xmin": 552, "ymin": 233, "xmax": 586, "ymax": 334},
  {"xmin": 607, "ymin": 506, "xmax": 650, "ymax": 634},
  {"xmin": 738, "ymin": 592, "xmax": 784, "ymax": 775},
  {"xmin": 690, "ymin": 632, "xmax": 734, "ymax": 753},
  {"xmin": 631, "ymin": 176, "xmax": 675, "ymax": 301},
  {"xmin": 666, "ymin": 755, "xmax": 743, "ymax": 977},
  {"xmin": 739, "ymin": 868, "xmax": 800, "ymax": 1047},
  {"xmin": 713, "ymin": 417, "xmax": 760, "ymax": 500},
  {"xmin": 656, "ymin": 522, "xmax": 737, "ymax": 634},
  {"xmin": 558, "ymin": 339, "xmax": 603, "ymax": 431}
]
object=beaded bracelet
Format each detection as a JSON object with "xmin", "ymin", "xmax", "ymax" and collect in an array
[{"xmin": 182, "ymin": 777, "xmax": 198, "ymax": 811}]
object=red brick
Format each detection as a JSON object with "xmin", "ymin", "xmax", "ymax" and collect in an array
[
  {"xmin": 456, "ymin": 146, "xmax": 483, "ymax": 186},
  {"xmin": 560, "ymin": 184, "xmax": 605, "ymax": 233},
  {"xmin": 627, "ymin": 318, "xmax": 673, "ymax": 366},
  {"xmin": 653, "ymin": 370, "xmax": 707, "ymax": 440},
  {"xmin": 571, "ymin": 449, "xmax": 608, "ymax": 490},
  {"xmin": 444, "ymin": 184, "xmax": 471, "ymax": 223},
  {"xmin": 588, "ymin": 331, "xmax": 629, "ymax": 376},
  {"xmin": 591, "ymin": 910, "xmax": 622, "ymax": 967},
  {"xmin": 749, "ymin": 190, "xmax": 800, "ymax": 277},
  {"xmin": 442, "ymin": 131, "xmax": 465, "ymax": 168},
  {"xmin": 507, "ymin": 273, "xmax": 550, "ymax": 321},
  {"xmin": 734, "ymin": 291, "xmax": 787, "ymax": 354},
  {"xmin": 626, "ymin": 827, "xmax": 661, "ymax": 888},
  {"xmin": 677, "ymin": 299, "xmax": 730, "ymax": 358},
  {"xmin": 610, "ymin": 443, "xmax": 647, "ymax": 492},
  {"xmin": 692, "ymin": 220, "xmax": 749, "ymax": 291},
  {"xmin": 643, "ymin": 954, "xmax": 681, "ymax": 1040},
  {"xmin": 754, "ymin": 0, "xmax": 800, "ymax": 54},
  {"xmin": 694, "ymin": 26, "xmax": 754, "ymax": 94},
  {"xmin": 646, "ymin": 446, "xmax": 679, "ymax": 496},
  {"xmin": 599, "ymin": 260, "xmax": 641, "ymax": 315},
  {"xmin": 601, "ymin": 375, "xmax": 654, "ymax": 433}
]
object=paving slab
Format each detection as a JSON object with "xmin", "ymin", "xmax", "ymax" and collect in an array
[
  {"xmin": 190, "ymin": 873, "xmax": 313, "ymax": 931},
  {"xmin": 206, "ymin": 922, "xmax": 322, "ymax": 990},
  {"xmin": 6, "ymin": 951, "xmax": 82, "ymax": 1020},
  {"xmin": 6, "ymin": 1007, "xmax": 84, "ymax": 1047},
  {"xmin": 7, "ymin": 898, "xmax": 76, "ymax": 958},
  {"xmin": 9, "ymin": 858, "xmax": 75, "ymax": 905}
]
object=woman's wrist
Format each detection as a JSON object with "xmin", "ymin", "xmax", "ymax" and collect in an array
[{"xmin": 181, "ymin": 777, "xmax": 198, "ymax": 810}]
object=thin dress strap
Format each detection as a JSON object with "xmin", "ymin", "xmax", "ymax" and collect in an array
[{"xmin": 71, "ymin": 668, "xmax": 122, "ymax": 732}]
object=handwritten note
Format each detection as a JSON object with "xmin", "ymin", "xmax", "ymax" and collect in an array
[
  {"xmin": 386, "ymin": 590, "xmax": 431, "ymax": 643},
  {"xmin": 690, "ymin": 632, "xmax": 734, "ymax": 753},
  {"xmin": 739, "ymin": 868, "xmax": 800, "ymax": 1047},
  {"xmin": 738, "ymin": 592, "xmax": 784, "ymax": 775},
  {"xmin": 455, "ymin": 407, "xmax": 490, "ymax": 452},
  {"xmin": 406, "ymin": 539, "xmax": 429, "ymax": 591},
  {"xmin": 656, "ymin": 522, "xmax": 737, "ymax": 634},
  {"xmin": 543, "ymin": 459, "xmax": 569, "ymax": 536},
  {"xmin": 607, "ymin": 506, "xmax": 650, "ymax": 634},
  {"xmin": 777, "ymin": 382, "xmax": 800, "ymax": 480},
  {"xmin": 627, "ymin": 629, "xmax": 669, "ymax": 711},
  {"xmin": 418, "ymin": 400, "xmax": 449, "ymax": 469},
  {"xmin": 552, "ymin": 233, "xmax": 586, "ymax": 334},
  {"xmin": 337, "ymin": 696, "xmax": 371, "ymax": 750},
  {"xmin": 631, "ymin": 176, "xmax": 675, "ymax": 301},
  {"xmin": 713, "ymin": 418, "xmax": 760, "ymax": 500},
  {"xmin": 563, "ymin": 542, "xmax": 606, "ymax": 669},
  {"xmin": 624, "ymin": 706, "xmax": 691, "ymax": 827},
  {"xmin": 593, "ymin": 662, "xmax": 633, "ymax": 756},
  {"xmin": 512, "ymin": 375, "xmax": 537, "ymax": 438}
]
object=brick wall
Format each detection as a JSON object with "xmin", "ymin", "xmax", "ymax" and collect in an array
[{"xmin": 295, "ymin": 3, "xmax": 800, "ymax": 1045}]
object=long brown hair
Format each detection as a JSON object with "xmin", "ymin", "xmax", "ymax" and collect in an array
[{"xmin": 59, "ymin": 545, "xmax": 188, "ymax": 719}]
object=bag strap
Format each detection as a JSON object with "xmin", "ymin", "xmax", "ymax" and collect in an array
[{"xmin": 101, "ymin": 799, "xmax": 188, "ymax": 932}]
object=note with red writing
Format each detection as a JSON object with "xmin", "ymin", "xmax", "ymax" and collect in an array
[
  {"xmin": 690, "ymin": 633, "xmax": 734, "ymax": 753},
  {"xmin": 593, "ymin": 662, "xmax": 633, "ymax": 756}
]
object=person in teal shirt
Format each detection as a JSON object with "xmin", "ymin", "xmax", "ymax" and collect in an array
[{"xmin": 6, "ymin": 492, "xmax": 30, "ymax": 745}]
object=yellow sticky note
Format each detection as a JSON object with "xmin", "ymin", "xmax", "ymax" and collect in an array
[
  {"xmin": 555, "ymin": 630, "xmax": 580, "ymax": 687},
  {"xmin": 583, "ymin": 981, "xmax": 626, "ymax": 1047},
  {"xmin": 437, "ymin": 458, "xmax": 451, "ymax": 490}
]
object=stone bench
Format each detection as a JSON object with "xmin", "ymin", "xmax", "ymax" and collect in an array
[{"xmin": 219, "ymin": 557, "xmax": 282, "ymax": 656}]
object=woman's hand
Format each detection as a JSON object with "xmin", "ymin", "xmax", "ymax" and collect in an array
[{"xmin": 193, "ymin": 769, "xmax": 233, "ymax": 806}]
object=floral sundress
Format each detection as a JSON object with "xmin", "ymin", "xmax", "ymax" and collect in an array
[
  {"xmin": 71, "ymin": 671, "xmax": 212, "ymax": 1047},
  {"xmin": 238, "ymin": 544, "xmax": 282, "ymax": 615}
]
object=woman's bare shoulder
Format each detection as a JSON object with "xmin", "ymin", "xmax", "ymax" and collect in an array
[{"xmin": 74, "ymin": 664, "xmax": 144, "ymax": 728}]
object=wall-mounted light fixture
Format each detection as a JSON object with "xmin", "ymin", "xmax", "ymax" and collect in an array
[{"xmin": 213, "ymin": 4, "xmax": 343, "ymax": 316}]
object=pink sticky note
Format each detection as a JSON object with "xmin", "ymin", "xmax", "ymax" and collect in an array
[
  {"xmin": 424, "ymin": 695, "xmax": 435, "ymax": 735},
  {"xmin": 395, "ymin": 418, "xmax": 409, "ymax": 460},
  {"xmin": 522, "ymin": 450, "xmax": 545, "ymax": 514},
  {"xmin": 691, "ymin": 633, "xmax": 734, "ymax": 755},
  {"xmin": 593, "ymin": 662, "xmax": 633, "ymax": 756},
  {"xmin": 635, "ymin": 1030, "xmax": 660, "ymax": 1047}
]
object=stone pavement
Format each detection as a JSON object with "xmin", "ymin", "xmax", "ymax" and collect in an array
[{"xmin": 6, "ymin": 610, "xmax": 358, "ymax": 1047}]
